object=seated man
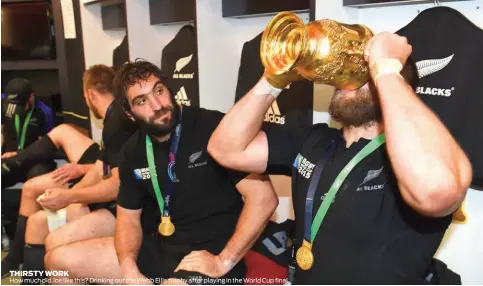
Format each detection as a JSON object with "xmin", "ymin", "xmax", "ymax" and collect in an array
[
  {"xmin": 1, "ymin": 78, "xmax": 57, "ymax": 187},
  {"xmin": 2, "ymin": 64, "xmax": 138, "ymax": 282},
  {"xmin": 1, "ymin": 121, "xmax": 99, "ymax": 276},
  {"xmin": 44, "ymin": 60, "xmax": 279, "ymax": 285},
  {"xmin": 207, "ymin": 33, "xmax": 471, "ymax": 284},
  {"xmin": 1, "ymin": 77, "xmax": 97, "ymax": 276}
]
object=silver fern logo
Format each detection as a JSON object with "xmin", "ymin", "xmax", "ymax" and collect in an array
[
  {"xmin": 188, "ymin": 150, "xmax": 207, "ymax": 169},
  {"xmin": 416, "ymin": 54, "xmax": 454, "ymax": 78},
  {"xmin": 174, "ymin": 54, "xmax": 192, "ymax": 72},
  {"xmin": 189, "ymin": 150, "xmax": 203, "ymax": 164},
  {"xmin": 173, "ymin": 54, "xmax": 195, "ymax": 79},
  {"xmin": 356, "ymin": 167, "xmax": 385, "ymax": 192},
  {"xmin": 360, "ymin": 167, "xmax": 384, "ymax": 186},
  {"xmin": 416, "ymin": 54, "xmax": 455, "ymax": 97}
]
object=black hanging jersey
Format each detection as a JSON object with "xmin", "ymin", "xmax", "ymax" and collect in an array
[
  {"xmin": 113, "ymin": 35, "xmax": 129, "ymax": 71},
  {"xmin": 397, "ymin": 7, "xmax": 483, "ymax": 187},
  {"xmin": 235, "ymin": 32, "xmax": 313, "ymax": 131},
  {"xmin": 161, "ymin": 25, "xmax": 199, "ymax": 108}
]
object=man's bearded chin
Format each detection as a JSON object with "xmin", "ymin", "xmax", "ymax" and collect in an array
[
  {"xmin": 136, "ymin": 103, "xmax": 181, "ymax": 137},
  {"xmin": 328, "ymin": 84, "xmax": 382, "ymax": 128}
]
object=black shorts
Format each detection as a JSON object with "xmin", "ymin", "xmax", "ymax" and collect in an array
[
  {"xmin": 88, "ymin": 201, "xmax": 117, "ymax": 217},
  {"xmin": 69, "ymin": 143, "xmax": 100, "ymax": 186},
  {"xmin": 137, "ymin": 234, "xmax": 246, "ymax": 285},
  {"xmin": 77, "ymin": 143, "xmax": 101, "ymax": 164}
]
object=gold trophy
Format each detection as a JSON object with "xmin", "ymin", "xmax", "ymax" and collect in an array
[{"xmin": 261, "ymin": 12, "xmax": 373, "ymax": 90}]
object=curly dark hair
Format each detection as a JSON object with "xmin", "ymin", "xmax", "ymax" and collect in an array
[{"xmin": 113, "ymin": 59, "xmax": 169, "ymax": 111}]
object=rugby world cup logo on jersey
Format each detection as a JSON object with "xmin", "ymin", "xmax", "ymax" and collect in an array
[
  {"xmin": 293, "ymin": 154, "xmax": 315, "ymax": 179},
  {"xmin": 264, "ymin": 100, "xmax": 285, "ymax": 125},
  {"xmin": 134, "ymin": 168, "xmax": 151, "ymax": 180},
  {"xmin": 416, "ymin": 54, "xmax": 455, "ymax": 97},
  {"xmin": 175, "ymin": 86, "xmax": 191, "ymax": 106},
  {"xmin": 173, "ymin": 54, "xmax": 195, "ymax": 79}
]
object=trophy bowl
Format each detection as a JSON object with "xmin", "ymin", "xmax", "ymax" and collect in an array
[{"xmin": 261, "ymin": 12, "xmax": 373, "ymax": 90}]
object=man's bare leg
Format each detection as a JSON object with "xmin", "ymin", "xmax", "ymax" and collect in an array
[
  {"xmin": 25, "ymin": 204, "xmax": 90, "ymax": 245},
  {"xmin": 19, "ymin": 204, "xmax": 91, "ymax": 282},
  {"xmin": 20, "ymin": 173, "xmax": 69, "ymax": 217},
  {"xmin": 45, "ymin": 209, "xmax": 116, "ymax": 253},
  {"xmin": 1, "ymin": 174, "xmax": 69, "ymax": 276},
  {"xmin": 45, "ymin": 237, "xmax": 121, "ymax": 285},
  {"xmin": 1, "ymin": 124, "xmax": 95, "ymax": 181},
  {"xmin": 46, "ymin": 124, "xmax": 95, "ymax": 163}
]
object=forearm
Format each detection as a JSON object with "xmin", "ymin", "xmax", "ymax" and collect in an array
[
  {"xmin": 71, "ymin": 161, "xmax": 103, "ymax": 190},
  {"xmin": 79, "ymin": 163, "xmax": 95, "ymax": 175},
  {"xmin": 68, "ymin": 170, "xmax": 119, "ymax": 204},
  {"xmin": 377, "ymin": 74, "xmax": 471, "ymax": 214},
  {"xmin": 219, "ymin": 184, "xmax": 277, "ymax": 268},
  {"xmin": 115, "ymin": 219, "xmax": 143, "ymax": 267}
]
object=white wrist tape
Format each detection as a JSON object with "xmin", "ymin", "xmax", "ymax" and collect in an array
[
  {"xmin": 37, "ymin": 194, "xmax": 67, "ymax": 232},
  {"xmin": 253, "ymin": 77, "xmax": 283, "ymax": 98},
  {"xmin": 371, "ymin": 58, "xmax": 403, "ymax": 86}
]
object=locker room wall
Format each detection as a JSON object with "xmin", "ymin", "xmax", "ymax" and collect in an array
[
  {"xmin": 79, "ymin": 1, "xmax": 126, "ymax": 143},
  {"xmin": 125, "ymin": 0, "xmax": 187, "ymax": 67},
  {"xmin": 313, "ymin": 0, "xmax": 483, "ymax": 283}
]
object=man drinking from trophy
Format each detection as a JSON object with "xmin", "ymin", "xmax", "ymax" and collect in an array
[{"xmin": 207, "ymin": 12, "xmax": 471, "ymax": 284}]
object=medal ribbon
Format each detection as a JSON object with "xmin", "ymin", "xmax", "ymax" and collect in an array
[
  {"xmin": 14, "ymin": 100, "xmax": 35, "ymax": 151},
  {"xmin": 303, "ymin": 137, "xmax": 342, "ymax": 242},
  {"xmin": 146, "ymin": 120, "xmax": 182, "ymax": 218},
  {"xmin": 305, "ymin": 133, "xmax": 386, "ymax": 243}
]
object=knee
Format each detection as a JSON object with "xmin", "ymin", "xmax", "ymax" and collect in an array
[
  {"xmin": 22, "ymin": 179, "xmax": 43, "ymax": 199},
  {"xmin": 45, "ymin": 246, "xmax": 74, "ymax": 271},
  {"xmin": 26, "ymin": 211, "xmax": 47, "ymax": 232},
  {"xmin": 45, "ymin": 233, "xmax": 60, "ymax": 253},
  {"xmin": 66, "ymin": 203, "xmax": 89, "ymax": 221},
  {"xmin": 50, "ymin": 124, "xmax": 76, "ymax": 138}
]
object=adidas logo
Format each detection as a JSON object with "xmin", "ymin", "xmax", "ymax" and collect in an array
[
  {"xmin": 173, "ymin": 54, "xmax": 195, "ymax": 79},
  {"xmin": 416, "ymin": 54, "xmax": 455, "ymax": 97},
  {"xmin": 175, "ymin": 86, "xmax": 191, "ymax": 106},
  {"xmin": 264, "ymin": 101, "xmax": 285, "ymax": 125}
]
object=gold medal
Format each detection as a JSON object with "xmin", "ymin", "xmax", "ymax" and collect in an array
[
  {"xmin": 158, "ymin": 216, "xmax": 175, "ymax": 236},
  {"xmin": 296, "ymin": 240, "xmax": 314, "ymax": 270}
]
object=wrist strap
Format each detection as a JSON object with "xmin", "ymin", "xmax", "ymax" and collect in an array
[
  {"xmin": 253, "ymin": 77, "xmax": 283, "ymax": 98},
  {"xmin": 371, "ymin": 59, "xmax": 403, "ymax": 86}
]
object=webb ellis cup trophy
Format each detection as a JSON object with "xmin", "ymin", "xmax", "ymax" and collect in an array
[{"xmin": 261, "ymin": 11, "xmax": 373, "ymax": 91}]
